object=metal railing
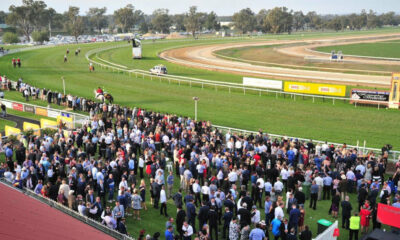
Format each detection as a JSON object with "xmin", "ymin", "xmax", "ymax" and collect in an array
[
  {"xmin": 0, "ymin": 178, "xmax": 134, "ymax": 240},
  {"xmin": 212, "ymin": 124, "xmax": 400, "ymax": 163},
  {"xmin": 86, "ymin": 44, "xmax": 392, "ymax": 109}
]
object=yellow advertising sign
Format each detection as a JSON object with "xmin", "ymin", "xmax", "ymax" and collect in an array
[
  {"xmin": 36, "ymin": 107, "xmax": 48, "ymax": 117},
  {"xmin": 57, "ymin": 115, "xmax": 73, "ymax": 129},
  {"xmin": 40, "ymin": 118, "xmax": 58, "ymax": 129},
  {"xmin": 5, "ymin": 125, "xmax": 21, "ymax": 136},
  {"xmin": 23, "ymin": 122, "xmax": 41, "ymax": 136},
  {"xmin": 284, "ymin": 82, "xmax": 346, "ymax": 97},
  {"xmin": 389, "ymin": 72, "xmax": 400, "ymax": 109}
]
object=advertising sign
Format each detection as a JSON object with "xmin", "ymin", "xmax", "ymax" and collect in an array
[
  {"xmin": 377, "ymin": 203, "xmax": 400, "ymax": 228},
  {"xmin": 243, "ymin": 77, "xmax": 283, "ymax": 90},
  {"xmin": 40, "ymin": 118, "xmax": 58, "ymax": 129},
  {"xmin": 24, "ymin": 105, "xmax": 35, "ymax": 114},
  {"xmin": 284, "ymin": 82, "xmax": 346, "ymax": 97},
  {"xmin": 5, "ymin": 125, "xmax": 21, "ymax": 136},
  {"xmin": 57, "ymin": 115, "xmax": 74, "ymax": 129},
  {"xmin": 36, "ymin": 107, "xmax": 48, "ymax": 117},
  {"xmin": 47, "ymin": 109, "xmax": 59, "ymax": 118},
  {"xmin": 351, "ymin": 89, "xmax": 389, "ymax": 102},
  {"xmin": 12, "ymin": 102, "xmax": 23, "ymax": 111},
  {"xmin": 23, "ymin": 122, "xmax": 41, "ymax": 136}
]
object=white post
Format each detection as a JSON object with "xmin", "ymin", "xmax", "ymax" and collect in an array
[{"xmin": 62, "ymin": 77, "xmax": 65, "ymax": 95}]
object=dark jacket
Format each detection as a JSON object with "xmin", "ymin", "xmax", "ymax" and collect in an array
[
  {"xmin": 341, "ymin": 200, "xmax": 352, "ymax": 217},
  {"xmin": 238, "ymin": 208, "xmax": 251, "ymax": 226}
]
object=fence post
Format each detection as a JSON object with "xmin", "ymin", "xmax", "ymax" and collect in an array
[
  {"xmin": 179, "ymin": 80, "xmax": 180, "ymax": 85},
  {"xmin": 151, "ymin": 76, "xmax": 153, "ymax": 81},
  {"xmin": 135, "ymin": 72, "xmax": 137, "ymax": 78},
  {"xmin": 190, "ymin": 81, "xmax": 191, "ymax": 87},
  {"xmin": 276, "ymin": 92, "xmax": 278, "ymax": 99},
  {"xmin": 202, "ymin": 83, "xmax": 204, "ymax": 89},
  {"xmin": 294, "ymin": 94, "xmax": 296, "ymax": 101},
  {"xmin": 169, "ymin": 79, "xmax": 171, "ymax": 84},
  {"xmin": 142, "ymin": 73, "xmax": 144, "ymax": 79},
  {"xmin": 243, "ymin": 88, "xmax": 246, "ymax": 95}
]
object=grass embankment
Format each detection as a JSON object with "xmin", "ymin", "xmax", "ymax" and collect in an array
[{"xmin": 316, "ymin": 39, "xmax": 400, "ymax": 59}]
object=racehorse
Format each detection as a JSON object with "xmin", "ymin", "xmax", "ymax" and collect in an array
[{"xmin": 94, "ymin": 89, "xmax": 114, "ymax": 103}]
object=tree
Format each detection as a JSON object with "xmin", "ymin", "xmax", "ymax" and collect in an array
[
  {"xmin": 45, "ymin": 8, "xmax": 63, "ymax": 38},
  {"xmin": 151, "ymin": 9, "xmax": 171, "ymax": 34},
  {"xmin": 32, "ymin": 30, "xmax": 49, "ymax": 44},
  {"xmin": 0, "ymin": 11, "xmax": 7, "ymax": 23},
  {"xmin": 293, "ymin": 11, "xmax": 305, "ymax": 31},
  {"xmin": 367, "ymin": 10, "xmax": 382, "ymax": 29},
  {"xmin": 6, "ymin": 0, "xmax": 46, "ymax": 42},
  {"xmin": 184, "ymin": 6, "xmax": 203, "ymax": 37},
  {"xmin": 2, "ymin": 32, "xmax": 19, "ymax": 43},
  {"xmin": 205, "ymin": 11, "xmax": 220, "ymax": 31},
  {"xmin": 139, "ymin": 21, "xmax": 149, "ymax": 34},
  {"xmin": 326, "ymin": 17, "xmax": 342, "ymax": 31},
  {"xmin": 87, "ymin": 7, "xmax": 108, "ymax": 33},
  {"xmin": 232, "ymin": 8, "xmax": 256, "ymax": 34},
  {"xmin": 114, "ymin": 4, "xmax": 135, "ymax": 33},
  {"xmin": 173, "ymin": 14, "xmax": 186, "ymax": 32},
  {"xmin": 380, "ymin": 12, "xmax": 397, "ymax": 26},
  {"xmin": 265, "ymin": 7, "xmax": 293, "ymax": 34},
  {"xmin": 64, "ymin": 6, "xmax": 84, "ymax": 43},
  {"xmin": 305, "ymin": 11, "xmax": 323, "ymax": 30},
  {"xmin": 256, "ymin": 9, "xmax": 269, "ymax": 32}
]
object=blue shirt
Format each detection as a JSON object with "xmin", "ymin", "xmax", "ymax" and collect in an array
[
  {"xmin": 271, "ymin": 218, "xmax": 281, "ymax": 236},
  {"xmin": 167, "ymin": 175, "xmax": 174, "ymax": 185},
  {"xmin": 165, "ymin": 230, "xmax": 174, "ymax": 240},
  {"xmin": 249, "ymin": 228, "xmax": 265, "ymax": 240},
  {"xmin": 265, "ymin": 200, "xmax": 272, "ymax": 214},
  {"xmin": 323, "ymin": 176, "xmax": 332, "ymax": 186}
]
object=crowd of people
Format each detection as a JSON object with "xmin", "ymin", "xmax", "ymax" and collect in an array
[{"xmin": 1, "ymin": 80, "xmax": 400, "ymax": 240}]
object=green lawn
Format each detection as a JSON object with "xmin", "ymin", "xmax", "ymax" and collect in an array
[
  {"xmin": 0, "ymin": 118, "xmax": 16, "ymax": 132},
  {"xmin": 0, "ymin": 31, "xmax": 399, "ymax": 151},
  {"xmin": 316, "ymin": 39, "xmax": 400, "ymax": 59}
]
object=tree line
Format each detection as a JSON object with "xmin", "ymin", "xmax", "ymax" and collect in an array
[{"xmin": 1, "ymin": 0, "xmax": 400, "ymax": 44}]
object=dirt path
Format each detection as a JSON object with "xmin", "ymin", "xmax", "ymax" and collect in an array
[{"xmin": 160, "ymin": 33, "xmax": 400, "ymax": 87}]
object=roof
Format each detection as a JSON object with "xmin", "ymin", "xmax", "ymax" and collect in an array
[{"xmin": 0, "ymin": 182, "xmax": 115, "ymax": 240}]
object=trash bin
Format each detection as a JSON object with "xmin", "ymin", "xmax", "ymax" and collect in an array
[
  {"xmin": 302, "ymin": 181, "xmax": 311, "ymax": 200},
  {"xmin": 317, "ymin": 219, "xmax": 332, "ymax": 234}
]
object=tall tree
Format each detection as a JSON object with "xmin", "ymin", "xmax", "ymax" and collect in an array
[
  {"xmin": 0, "ymin": 11, "xmax": 7, "ymax": 23},
  {"xmin": 265, "ymin": 7, "xmax": 293, "ymax": 34},
  {"xmin": 305, "ymin": 11, "xmax": 323, "ymax": 30},
  {"xmin": 173, "ymin": 14, "xmax": 186, "ymax": 32},
  {"xmin": 7, "ymin": 0, "xmax": 47, "ymax": 41},
  {"xmin": 205, "ymin": 11, "xmax": 220, "ymax": 31},
  {"xmin": 232, "ymin": 8, "xmax": 256, "ymax": 34},
  {"xmin": 367, "ymin": 10, "xmax": 382, "ymax": 29},
  {"xmin": 114, "ymin": 4, "xmax": 135, "ymax": 33},
  {"xmin": 184, "ymin": 6, "xmax": 202, "ymax": 37},
  {"xmin": 45, "ymin": 8, "xmax": 63, "ymax": 38},
  {"xmin": 151, "ymin": 9, "xmax": 171, "ymax": 34},
  {"xmin": 64, "ymin": 6, "xmax": 84, "ymax": 43},
  {"xmin": 87, "ymin": 7, "xmax": 108, "ymax": 33},
  {"xmin": 292, "ymin": 11, "xmax": 305, "ymax": 31},
  {"xmin": 256, "ymin": 9, "xmax": 269, "ymax": 32}
]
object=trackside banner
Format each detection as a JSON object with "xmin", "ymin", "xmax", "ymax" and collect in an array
[
  {"xmin": 284, "ymin": 82, "xmax": 346, "ymax": 97},
  {"xmin": 243, "ymin": 77, "xmax": 282, "ymax": 90},
  {"xmin": 377, "ymin": 203, "xmax": 400, "ymax": 228}
]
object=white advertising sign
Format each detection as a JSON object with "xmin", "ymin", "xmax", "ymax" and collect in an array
[
  {"xmin": 243, "ymin": 77, "xmax": 282, "ymax": 90},
  {"xmin": 47, "ymin": 109, "xmax": 60, "ymax": 118}
]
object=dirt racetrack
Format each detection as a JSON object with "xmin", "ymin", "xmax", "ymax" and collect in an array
[{"xmin": 160, "ymin": 33, "xmax": 400, "ymax": 87}]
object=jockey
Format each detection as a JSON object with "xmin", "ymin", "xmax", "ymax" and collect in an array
[{"xmin": 96, "ymin": 87, "xmax": 103, "ymax": 96}]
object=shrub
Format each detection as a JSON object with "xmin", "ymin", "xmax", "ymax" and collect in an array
[{"xmin": 2, "ymin": 32, "xmax": 19, "ymax": 44}]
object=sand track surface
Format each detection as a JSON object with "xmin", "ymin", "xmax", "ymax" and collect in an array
[{"xmin": 160, "ymin": 33, "xmax": 400, "ymax": 87}]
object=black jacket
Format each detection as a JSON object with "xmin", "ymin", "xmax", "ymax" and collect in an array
[{"xmin": 341, "ymin": 200, "xmax": 352, "ymax": 216}]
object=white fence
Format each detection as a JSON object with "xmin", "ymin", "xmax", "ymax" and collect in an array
[
  {"xmin": 0, "ymin": 98, "xmax": 89, "ymax": 128},
  {"xmin": 313, "ymin": 220, "xmax": 338, "ymax": 240},
  {"xmin": 86, "ymin": 44, "xmax": 392, "ymax": 109},
  {"xmin": 212, "ymin": 125, "xmax": 400, "ymax": 163}
]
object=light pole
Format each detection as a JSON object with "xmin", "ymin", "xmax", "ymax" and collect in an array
[
  {"xmin": 192, "ymin": 97, "xmax": 199, "ymax": 121},
  {"xmin": 62, "ymin": 76, "xmax": 65, "ymax": 95}
]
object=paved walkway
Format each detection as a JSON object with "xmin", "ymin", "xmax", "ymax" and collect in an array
[{"xmin": 0, "ymin": 114, "xmax": 40, "ymax": 136}]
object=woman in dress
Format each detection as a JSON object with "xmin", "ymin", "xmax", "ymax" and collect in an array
[
  {"xmin": 360, "ymin": 203, "xmax": 371, "ymax": 234},
  {"xmin": 298, "ymin": 205, "xmax": 305, "ymax": 232},
  {"xmin": 132, "ymin": 188, "xmax": 143, "ymax": 220},
  {"xmin": 139, "ymin": 179, "xmax": 147, "ymax": 210},
  {"xmin": 330, "ymin": 192, "xmax": 340, "ymax": 218},
  {"xmin": 149, "ymin": 178, "xmax": 155, "ymax": 205},
  {"xmin": 229, "ymin": 217, "xmax": 240, "ymax": 240}
]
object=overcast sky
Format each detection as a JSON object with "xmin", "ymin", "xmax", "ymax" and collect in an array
[{"xmin": 1, "ymin": 0, "xmax": 399, "ymax": 16}]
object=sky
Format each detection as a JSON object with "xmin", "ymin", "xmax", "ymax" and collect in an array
[{"xmin": 1, "ymin": 0, "xmax": 399, "ymax": 16}]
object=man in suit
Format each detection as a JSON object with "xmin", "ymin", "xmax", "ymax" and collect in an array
[
  {"xmin": 289, "ymin": 204, "xmax": 300, "ymax": 234},
  {"xmin": 98, "ymin": 179, "xmax": 106, "ymax": 208},
  {"xmin": 238, "ymin": 202, "xmax": 251, "ymax": 228},
  {"xmin": 173, "ymin": 188, "xmax": 183, "ymax": 208},
  {"xmin": 186, "ymin": 199, "xmax": 197, "ymax": 233},
  {"xmin": 176, "ymin": 206, "xmax": 186, "ymax": 239},
  {"xmin": 223, "ymin": 207, "xmax": 233, "ymax": 240},
  {"xmin": 117, "ymin": 218, "xmax": 128, "ymax": 235},
  {"xmin": 86, "ymin": 189, "xmax": 95, "ymax": 205},
  {"xmin": 152, "ymin": 179, "xmax": 161, "ymax": 209},
  {"xmin": 198, "ymin": 201, "xmax": 210, "ymax": 232},
  {"xmin": 341, "ymin": 196, "xmax": 353, "ymax": 229},
  {"xmin": 209, "ymin": 206, "xmax": 219, "ymax": 240}
]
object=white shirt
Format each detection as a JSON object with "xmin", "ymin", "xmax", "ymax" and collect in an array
[
  {"xmin": 281, "ymin": 169, "xmax": 289, "ymax": 180},
  {"xmin": 193, "ymin": 183, "xmax": 201, "ymax": 193},
  {"xmin": 228, "ymin": 171, "xmax": 238, "ymax": 182},
  {"xmin": 275, "ymin": 206, "xmax": 284, "ymax": 220},
  {"xmin": 251, "ymin": 209, "xmax": 260, "ymax": 224},
  {"xmin": 315, "ymin": 176, "xmax": 324, "ymax": 187},
  {"xmin": 182, "ymin": 225, "xmax": 193, "ymax": 236},
  {"xmin": 274, "ymin": 181, "xmax": 283, "ymax": 191},
  {"xmin": 201, "ymin": 186, "xmax": 210, "ymax": 195},
  {"xmin": 257, "ymin": 178, "xmax": 265, "ymax": 189},
  {"xmin": 160, "ymin": 189, "xmax": 167, "ymax": 203}
]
